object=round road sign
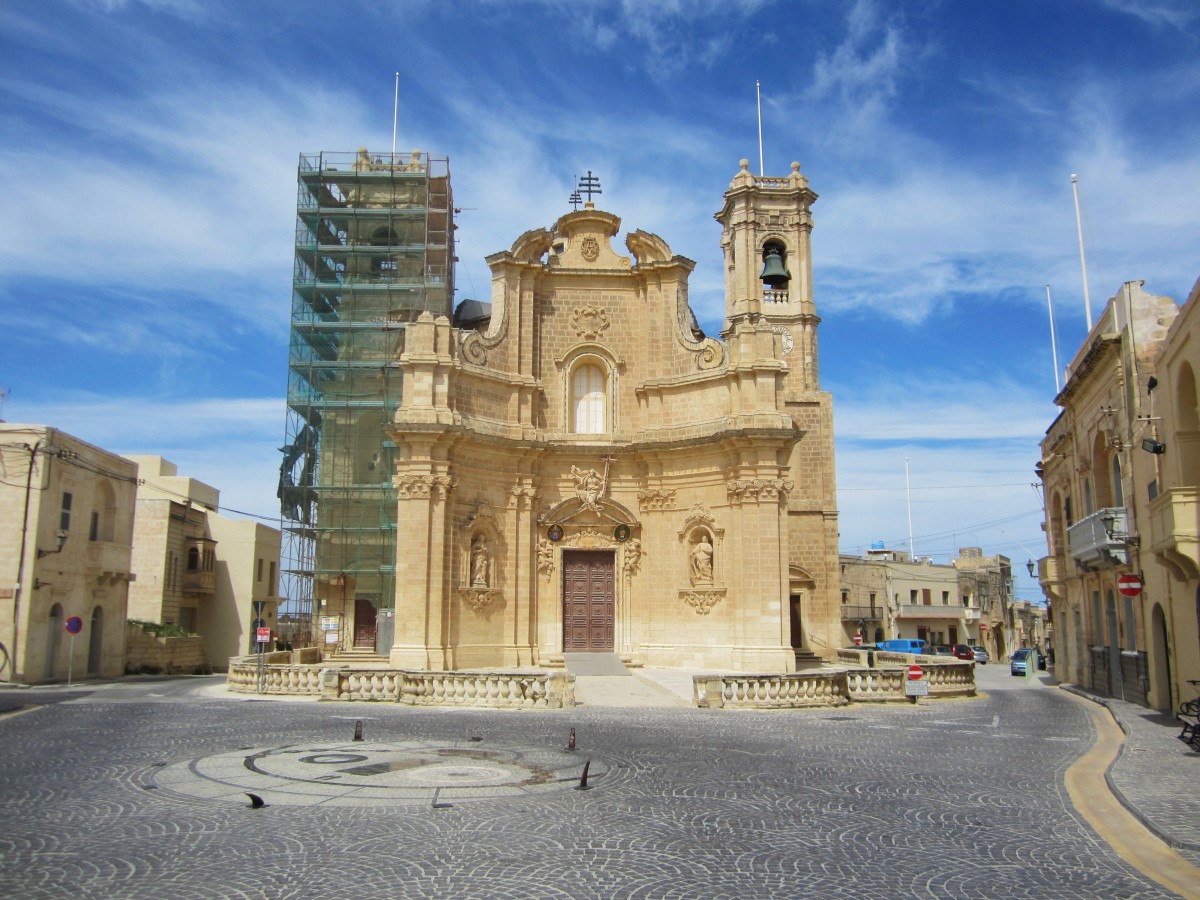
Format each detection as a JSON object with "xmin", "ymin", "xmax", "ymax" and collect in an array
[
  {"xmin": 65, "ymin": 616, "xmax": 83, "ymax": 634},
  {"xmin": 907, "ymin": 664, "xmax": 923, "ymax": 681},
  {"xmin": 1118, "ymin": 573, "xmax": 1143, "ymax": 597},
  {"xmin": 853, "ymin": 634, "xmax": 863, "ymax": 646}
]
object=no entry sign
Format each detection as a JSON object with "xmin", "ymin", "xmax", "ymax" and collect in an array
[
  {"xmin": 907, "ymin": 664, "xmax": 923, "ymax": 681},
  {"xmin": 1118, "ymin": 573, "xmax": 1143, "ymax": 597}
]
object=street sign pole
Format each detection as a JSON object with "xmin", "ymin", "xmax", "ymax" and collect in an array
[{"xmin": 65, "ymin": 616, "xmax": 83, "ymax": 687}]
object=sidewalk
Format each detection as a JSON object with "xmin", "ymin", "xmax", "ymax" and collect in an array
[{"xmin": 1064, "ymin": 680, "xmax": 1200, "ymax": 856}]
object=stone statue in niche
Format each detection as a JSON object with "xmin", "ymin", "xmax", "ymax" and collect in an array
[
  {"xmin": 690, "ymin": 533, "xmax": 713, "ymax": 584},
  {"xmin": 470, "ymin": 538, "xmax": 490, "ymax": 587}
]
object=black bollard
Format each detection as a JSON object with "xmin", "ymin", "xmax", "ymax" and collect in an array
[
  {"xmin": 353, "ymin": 720, "xmax": 363, "ymax": 741},
  {"xmin": 567, "ymin": 727, "xmax": 576, "ymax": 751},
  {"xmin": 575, "ymin": 759, "xmax": 591, "ymax": 791}
]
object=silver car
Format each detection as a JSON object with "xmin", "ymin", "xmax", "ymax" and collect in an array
[{"xmin": 971, "ymin": 645, "xmax": 990, "ymax": 664}]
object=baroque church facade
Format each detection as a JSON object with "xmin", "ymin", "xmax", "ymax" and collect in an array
[{"xmin": 387, "ymin": 160, "xmax": 839, "ymax": 672}]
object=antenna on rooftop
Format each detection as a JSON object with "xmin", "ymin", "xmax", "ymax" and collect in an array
[{"xmin": 0, "ymin": 387, "xmax": 8, "ymax": 421}]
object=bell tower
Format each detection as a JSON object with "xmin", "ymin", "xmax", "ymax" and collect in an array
[{"xmin": 715, "ymin": 158, "xmax": 820, "ymax": 390}]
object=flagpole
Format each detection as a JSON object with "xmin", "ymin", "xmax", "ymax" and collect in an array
[
  {"xmin": 1071, "ymin": 174, "xmax": 1093, "ymax": 331},
  {"xmin": 392, "ymin": 72, "xmax": 399, "ymax": 159},
  {"xmin": 756, "ymin": 81, "xmax": 764, "ymax": 176},
  {"xmin": 1045, "ymin": 284, "xmax": 1061, "ymax": 394}
]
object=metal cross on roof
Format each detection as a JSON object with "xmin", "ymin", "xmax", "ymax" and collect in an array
[
  {"xmin": 569, "ymin": 188, "xmax": 582, "ymax": 211},
  {"xmin": 577, "ymin": 171, "xmax": 602, "ymax": 203}
]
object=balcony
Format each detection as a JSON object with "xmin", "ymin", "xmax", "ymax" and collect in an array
[
  {"xmin": 839, "ymin": 604, "xmax": 883, "ymax": 622},
  {"xmin": 1067, "ymin": 508, "xmax": 1129, "ymax": 570},
  {"xmin": 896, "ymin": 605, "xmax": 967, "ymax": 620},
  {"xmin": 182, "ymin": 569, "xmax": 216, "ymax": 595},
  {"xmin": 84, "ymin": 541, "xmax": 133, "ymax": 585},
  {"xmin": 1037, "ymin": 555, "xmax": 1067, "ymax": 600},
  {"xmin": 964, "ymin": 608, "xmax": 981, "ymax": 622},
  {"xmin": 1149, "ymin": 487, "xmax": 1199, "ymax": 580}
]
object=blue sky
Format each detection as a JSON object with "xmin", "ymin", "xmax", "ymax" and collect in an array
[{"xmin": 3, "ymin": 0, "xmax": 1198, "ymax": 604}]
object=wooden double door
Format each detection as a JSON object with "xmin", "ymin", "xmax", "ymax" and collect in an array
[{"xmin": 563, "ymin": 550, "xmax": 614, "ymax": 651}]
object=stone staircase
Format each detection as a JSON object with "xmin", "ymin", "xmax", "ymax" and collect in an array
[
  {"xmin": 794, "ymin": 648, "xmax": 825, "ymax": 670},
  {"xmin": 324, "ymin": 646, "xmax": 389, "ymax": 666}
]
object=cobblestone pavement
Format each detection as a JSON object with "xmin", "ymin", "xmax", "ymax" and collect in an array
[
  {"xmin": 1065, "ymin": 680, "xmax": 1200, "ymax": 864},
  {"xmin": 0, "ymin": 667, "xmax": 1191, "ymax": 899}
]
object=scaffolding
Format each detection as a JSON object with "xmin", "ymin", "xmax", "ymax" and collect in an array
[{"xmin": 278, "ymin": 149, "xmax": 453, "ymax": 644}]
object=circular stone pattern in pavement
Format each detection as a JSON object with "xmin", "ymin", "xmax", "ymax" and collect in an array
[{"xmin": 150, "ymin": 740, "xmax": 614, "ymax": 808}]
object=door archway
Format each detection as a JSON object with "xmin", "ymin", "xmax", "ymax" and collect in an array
[{"xmin": 45, "ymin": 603, "xmax": 63, "ymax": 682}]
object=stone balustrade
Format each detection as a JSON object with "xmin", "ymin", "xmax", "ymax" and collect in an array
[
  {"xmin": 694, "ymin": 671, "xmax": 851, "ymax": 709},
  {"xmin": 695, "ymin": 661, "xmax": 974, "ymax": 709},
  {"xmin": 226, "ymin": 658, "xmax": 575, "ymax": 708}
]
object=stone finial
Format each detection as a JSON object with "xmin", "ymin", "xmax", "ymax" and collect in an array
[{"xmin": 731, "ymin": 158, "xmax": 755, "ymax": 189}]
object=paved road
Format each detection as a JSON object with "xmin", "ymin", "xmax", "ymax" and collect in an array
[{"xmin": 0, "ymin": 666, "xmax": 1185, "ymax": 898}]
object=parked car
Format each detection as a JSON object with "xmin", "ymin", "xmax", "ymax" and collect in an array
[
  {"xmin": 970, "ymin": 646, "xmax": 990, "ymax": 664},
  {"xmin": 876, "ymin": 639, "xmax": 928, "ymax": 654},
  {"xmin": 1010, "ymin": 647, "xmax": 1037, "ymax": 676},
  {"xmin": 951, "ymin": 644, "xmax": 975, "ymax": 661},
  {"xmin": 932, "ymin": 645, "xmax": 954, "ymax": 656}
]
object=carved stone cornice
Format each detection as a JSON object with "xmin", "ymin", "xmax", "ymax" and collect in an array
[
  {"xmin": 394, "ymin": 474, "xmax": 457, "ymax": 499},
  {"xmin": 637, "ymin": 488, "xmax": 677, "ymax": 511},
  {"xmin": 725, "ymin": 477, "xmax": 793, "ymax": 503}
]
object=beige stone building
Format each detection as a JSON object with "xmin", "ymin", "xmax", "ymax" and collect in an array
[
  {"xmin": 0, "ymin": 425, "xmax": 137, "ymax": 683},
  {"xmin": 1144, "ymin": 279, "xmax": 1200, "ymax": 709},
  {"xmin": 1037, "ymin": 281, "xmax": 1183, "ymax": 708},
  {"xmin": 383, "ymin": 160, "xmax": 840, "ymax": 671},
  {"xmin": 838, "ymin": 545, "xmax": 1010, "ymax": 652},
  {"xmin": 126, "ymin": 456, "xmax": 282, "ymax": 670}
]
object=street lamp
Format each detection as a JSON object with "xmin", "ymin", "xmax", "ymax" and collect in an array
[
  {"xmin": 37, "ymin": 529, "xmax": 68, "ymax": 558},
  {"xmin": 1026, "ymin": 559, "xmax": 1035, "ymax": 578}
]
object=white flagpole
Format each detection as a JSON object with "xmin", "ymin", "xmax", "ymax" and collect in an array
[
  {"xmin": 1071, "ymin": 174, "xmax": 1093, "ymax": 331},
  {"xmin": 392, "ymin": 72, "xmax": 399, "ymax": 159},
  {"xmin": 905, "ymin": 457, "xmax": 915, "ymax": 559},
  {"xmin": 756, "ymin": 80, "xmax": 764, "ymax": 176},
  {"xmin": 1045, "ymin": 285, "xmax": 1061, "ymax": 394}
]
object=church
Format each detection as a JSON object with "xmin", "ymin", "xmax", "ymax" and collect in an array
[{"xmin": 385, "ymin": 159, "xmax": 840, "ymax": 672}]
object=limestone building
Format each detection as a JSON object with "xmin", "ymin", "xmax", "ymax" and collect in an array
[
  {"xmin": 1144, "ymin": 278, "xmax": 1200, "ymax": 709},
  {"xmin": 126, "ymin": 456, "xmax": 282, "ymax": 670},
  {"xmin": 0, "ymin": 425, "xmax": 137, "ymax": 683},
  {"xmin": 1037, "ymin": 281, "xmax": 1181, "ymax": 708},
  {"xmin": 385, "ymin": 159, "xmax": 840, "ymax": 671}
]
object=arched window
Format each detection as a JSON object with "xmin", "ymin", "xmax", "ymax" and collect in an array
[
  {"xmin": 571, "ymin": 362, "xmax": 608, "ymax": 434},
  {"xmin": 187, "ymin": 546, "xmax": 200, "ymax": 571}
]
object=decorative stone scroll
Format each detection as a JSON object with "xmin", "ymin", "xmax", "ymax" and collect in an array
[
  {"xmin": 570, "ymin": 305, "xmax": 610, "ymax": 340},
  {"xmin": 680, "ymin": 588, "xmax": 725, "ymax": 616},
  {"xmin": 394, "ymin": 473, "xmax": 457, "ymax": 499},
  {"xmin": 459, "ymin": 587, "xmax": 500, "ymax": 612},
  {"xmin": 561, "ymin": 527, "xmax": 614, "ymax": 549}
]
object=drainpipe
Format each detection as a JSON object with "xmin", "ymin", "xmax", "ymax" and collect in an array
[{"xmin": 10, "ymin": 439, "xmax": 44, "ymax": 682}]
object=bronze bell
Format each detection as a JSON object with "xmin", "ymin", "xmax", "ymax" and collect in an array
[{"xmin": 760, "ymin": 246, "xmax": 790, "ymax": 287}]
